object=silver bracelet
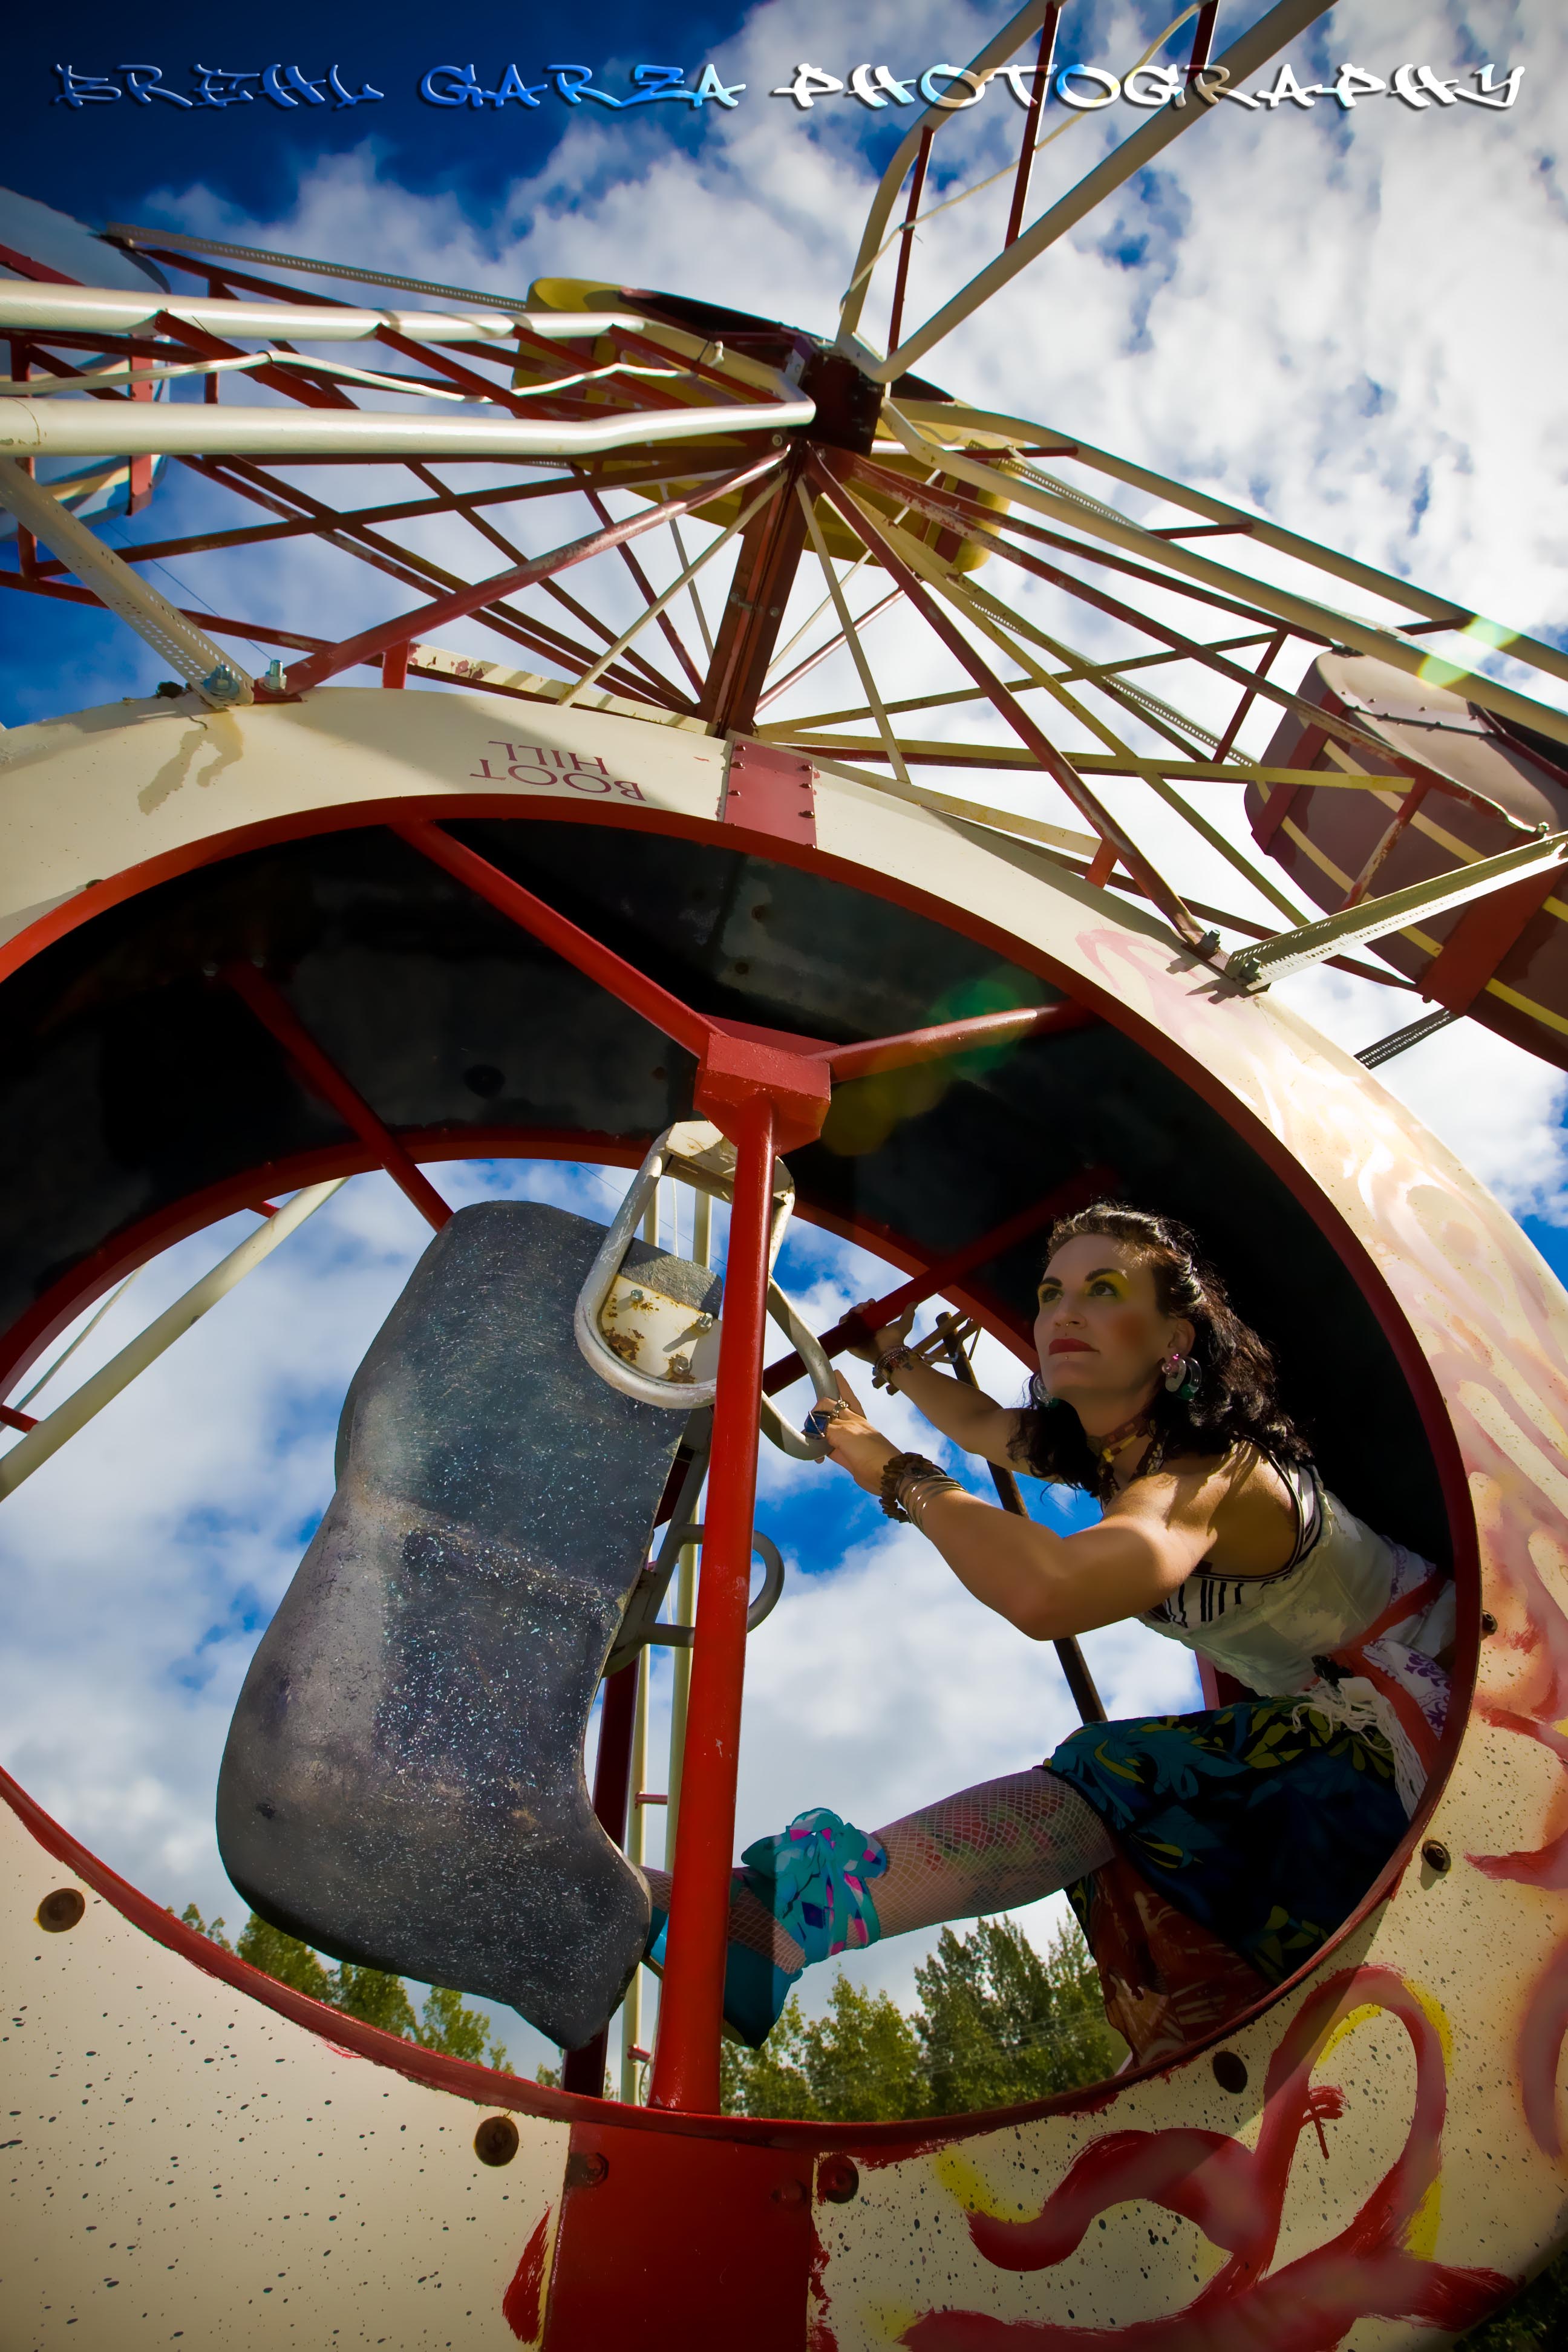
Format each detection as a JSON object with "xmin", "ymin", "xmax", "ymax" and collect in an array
[{"xmin": 900, "ymin": 1471, "xmax": 961, "ymax": 1533}]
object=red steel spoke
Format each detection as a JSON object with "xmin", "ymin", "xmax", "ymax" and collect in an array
[
  {"xmin": 754, "ymin": 586, "xmax": 904, "ymax": 713},
  {"xmin": 814, "ymin": 998, "xmax": 1093, "ymax": 1081},
  {"xmin": 0, "ymin": 570, "xmax": 329, "ymax": 655},
  {"xmin": 222, "ymin": 964, "xmax": 452, "ymax": 1230},
  {"xmin": 762, "ymin": 1165, "xmax": 1119, "ymax": 1396},
  {"xmin": 647, "ymin": 1088, "xmax": 775, "ymax": 2114},
  {"xmin": 1214, "ymin": 627, "xmax": 1288, "ymax": 760},
  {"xmin": 811, "ymin": 458, "xmax": 1207, "ymax": 947},
  {"xmin": 1004, "ymin": 7, "xmax": 1061, "ymax": 248},
  {"xmin": 584, "ymin": 488, "xmax": 705, "ymax": 696},
  {"xmin": 283, "ymin": 456, "xmax": 780, "ymax": 694},
  {"xmin": 887, "ymin": 128, "xmax": 933, "ymax": 359}
]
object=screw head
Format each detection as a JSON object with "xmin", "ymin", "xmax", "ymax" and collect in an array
[
  {"xmin": 1480, "ymin": 1612, "xmax": 1498, "ymax": 1635},
  {"xmin": 1211, "ymin": 2050, "xmax": 1248, "ymax": 2094},
  {"xmin": 1422, "ymin": 1840, "xmax": 1451, "ymax": 1874},
  {"xmin": 771, "ymin": 2177, "xmax": 808, "ymax": 2207},
  {"xmin": 38, "ymin": 1887, "xmax": 85, "ymax": 1933},
  {"xmin": 818, "ymin": 2154, "xmax": 859, "ymax": 2204},
  {"xmin": 473, "ymin": 2115, "xmax": 519, "ymax": 2167},
  {"xmin": 565, "ymin": 2148, "xmax": 609, "ymax": 2189}
]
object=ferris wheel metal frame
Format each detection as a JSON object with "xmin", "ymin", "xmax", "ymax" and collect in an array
[{"xmin": 2, "ymin": 4, "xmax": 1568, "ymax": 2344}]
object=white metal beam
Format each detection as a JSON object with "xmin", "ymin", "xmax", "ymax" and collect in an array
[{"xmin": 0, "ymin": 1183, "xmax": 346, "ymax": 1501}]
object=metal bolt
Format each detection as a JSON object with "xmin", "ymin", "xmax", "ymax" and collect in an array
[
  {"xmin": 473, "ymin": 2115, "xmax": 519, "ymax": 2167},
  {"xmin": 771, "ymin": 434, "xmax": 785, "ymax": 447},
  {"xmin": 1211, "ymin": 2050, "xmax": 1248, "ymax": 2094},
  {"xmin": 37, "ymin": 1887, "xmax": 85, "ymax": 1933},
  {"xmin": 1422, "ymin": 1840, "xmax": 1451, "ymax": 1875},
  {"xmin": 817, "ymin": 2155, "xmax": 858, "ymax": 2204},
  {"xmin": 771, "ymin": 2178, "xmax": 808, "ymax": 2207},
  {"xmin": 1480, "ymin": 1612, "xmax": 1498, "ymax": 1635},
  {"xmin": 565, "ymin": 2149, "xmax": 609, "ymax": 2189}
]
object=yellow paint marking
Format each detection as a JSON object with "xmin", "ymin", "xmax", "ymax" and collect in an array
[
  {"xmin": 1404, "ymin": 2174, "xmax": 1443, "ymax": 2260},
  {"xmin": 932, "ymin": 2145, "xmax": 1036, "ymax": 2222}
]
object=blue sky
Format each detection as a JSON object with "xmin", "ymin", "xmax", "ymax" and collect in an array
[{"xmin": 3, "ymin": 0, "xmax": 1566, "ymax": 2080}]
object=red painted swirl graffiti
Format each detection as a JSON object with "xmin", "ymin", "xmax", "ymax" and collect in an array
[{"xmin": 902, "ymin": 1965, "xmax": 1506, "ymax": 2351}]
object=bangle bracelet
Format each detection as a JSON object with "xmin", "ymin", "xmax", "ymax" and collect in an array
[
  {"xmin": 878, "ymin": 1451, "xmax": 945, "ymax": 1521},
  {"xmin": 873, "ymin": 1341, "xmax": 916, "ymax": 1391},
  {"xmin": 902, "ymin": 1472, "xmax": 962, "ymax": 1534}
]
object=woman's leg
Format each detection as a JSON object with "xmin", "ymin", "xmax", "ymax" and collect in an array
[{"xmin": 643, "ymin": 1766, "xmax": 1115, "ymax": 1987}]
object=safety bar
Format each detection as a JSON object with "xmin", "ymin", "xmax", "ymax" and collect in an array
[
  {"xmin": 644, "ymin": 1527, "xmax": 785, "ymax": 1649},
  {"xmin": 574, "ymin": 1120, "xmax": 838, "ymax": 1458}
]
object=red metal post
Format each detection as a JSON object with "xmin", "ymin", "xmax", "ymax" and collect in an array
[
  {"xmin": 1004, "ymin": 7, "xmax": 1061, "ymax": 248},
  {"xmin": 886, "ymin": 128, "xmax": 933, "ymax": 359},
  {"xmin": 646, "ymin": 1091, "xmax": 776, "ymax": 2114},
  {"xmin": 221, "ymin": 963, "xmax": 452, "ymax": 1230},
  {"xmin": 561, "ymin": 1659, "xmax": 640, "ymax": 2099},
  {"xmin": 1213, "ymin": 627, "xmax": 1287, "ymax": 760},
  {"xmin": 380, "ymin": 640, "xmax": 410, "ymax": 688}
]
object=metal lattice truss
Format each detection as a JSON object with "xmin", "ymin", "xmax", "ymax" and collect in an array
[{"xmin": 2, "ymin": 0, "xmax": 1566, "ymax": 1001}]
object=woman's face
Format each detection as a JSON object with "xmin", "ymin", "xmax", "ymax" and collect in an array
[{"xmin": 1032, "ymin": 1235, "xmax": 1194, "ymax": 1413}]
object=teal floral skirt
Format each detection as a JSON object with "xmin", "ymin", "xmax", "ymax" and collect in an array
[{"xmin": 1049, "ymin": 1697, "xmax": 1409, "ymax": 1985}]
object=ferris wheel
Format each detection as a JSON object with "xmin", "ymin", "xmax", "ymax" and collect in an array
[{"xmin": 2, "ymin": 3, "xmax": 1567, "ymax": 2345}]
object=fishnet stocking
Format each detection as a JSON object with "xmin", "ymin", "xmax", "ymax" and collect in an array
[
  {"xmin": 642, "ymin": 1769, "xmax": 1113, "ymax": 1976},
  {"xmin": 869, "ymin": 1768, "xmax": 1116, "ymax": 1939}
]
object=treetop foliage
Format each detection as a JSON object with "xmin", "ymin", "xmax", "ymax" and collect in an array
[
  {"xmin": 722, "ymin": 1914, "xmax": 1126, "ymax": 2122},
  {"xmin": 176, "ymin": 1904, "xmax": 509, "ymax": 2071}
]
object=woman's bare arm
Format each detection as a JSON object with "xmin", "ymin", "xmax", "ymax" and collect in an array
[
  {"xmin": 909, "ymin": 1477, "xmax": 1213, "ymax": 1639},
  {"xmin": 849, "ymin": 1346, "xmax": 1024, "ymax": 1468}
]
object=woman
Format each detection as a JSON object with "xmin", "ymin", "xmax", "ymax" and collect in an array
[{"xmin": 644, "ymin": 1203, "xmax": 1454, "ymax": 2049}]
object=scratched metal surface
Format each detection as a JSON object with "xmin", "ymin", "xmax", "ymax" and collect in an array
[{"xmin": 1, "ymin": 694, "xmax": 1566, "ymax": 2347}]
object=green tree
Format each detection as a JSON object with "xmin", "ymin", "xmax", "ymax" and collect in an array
[
  {"xmin": 235, "ymin": 1912, "xmax": 333, "ymax": 2001},
  {"xmin": 916, "ymin": 1916, "xmax": 1125, "ymax": 2114},
  {"xmin": 177, "ymin": 1903, "xmax": 231, "ymax": 1950},
  {"xmin": 416, "ymin": 1983, "xmax": 511, "ymax": 2071},
  {"xmin": 1457, "ymin": 2252, "xmax": 1568, "ymax": 2351},
  {"xmin": 183, "ymin": 1903, "xmax": 508, "ymax": 2071},
  {"xmin": 722, "ymin": 1914, "xmax": 1122, "ymax": 2122},
  {"xmin": 328, "ymin": 1959, "xmax": 418, "ymax": 2037},
  {"xmin": 725, "ymin": 1976, "xmax": 927, "ymax": 2122}
]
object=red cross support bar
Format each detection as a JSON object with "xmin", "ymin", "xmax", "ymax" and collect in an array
[{"xmin": 379, "ymin": 817, "xmax": 1105, "ymax": 2109}]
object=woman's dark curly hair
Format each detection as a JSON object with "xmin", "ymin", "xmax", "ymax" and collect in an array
[{"xmin": 1010, "ymin": 1203, "xmax": 1310, "ymax": 1498}]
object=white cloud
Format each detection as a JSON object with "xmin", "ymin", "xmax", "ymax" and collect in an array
[{"xmin": 6, "ymin": 0, "xmax": 1564, "ymax": 2071}]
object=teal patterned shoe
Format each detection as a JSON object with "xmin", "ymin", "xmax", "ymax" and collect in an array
[{"xmin": 642, "ymin": 1892, "xmax": 803, "ymax": 2050}]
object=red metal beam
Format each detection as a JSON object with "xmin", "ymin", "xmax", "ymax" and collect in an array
[
  {"xmin": 648, "ymin": 1089, "xmax": 776, "ymax": 2113},
  {"xmin": 754, "ymin": 587, "xmax": 904, "ymax": 714},
  {"xmin": 811, "ymin": 457, "xmax": 1207, "ymax": 949},
  {"xmin": 699, "ymin": 470, "xmax": 808, "ymax": 736},
  {"xmin": 221, "ymin": 963, "xmax": 452, "ymax": 1230},
  {"xmin": 1004, "ymin": 8, "xmax": 1062, "ymax": 248},
  {"xmin": 0, "ymin": 570, "xmax": 330, "ymax": 655},
  {"xmin": 761, "ymin": 1165, "xmax": 1117, "ymax": 1395},
  {"xmin": 887, "ymin": 128, "xmax": 933, "ymax": 359},
  {"xmin": 173, "ymin": 455, "xmax": 699, "ymax": 710},
  {"xmin": 1213, "ymin": 627, "xmax": 1287, "ymax": 760},
  {"xmin": 561, "ymin": 1659, "xmax": 640, "ymax": 2099},
  {"xmin": 283, "ymin": 457, "xmax": 780, "ymax": 696},
  {"xmin": 584, "ymin": 488, "xmax": 705, "ymax": 697},
  {"xmin": 390, "ymin": 822, "xmax": 717, "ymax": 1061},
  {"xmin": 814, "ymin": 998, "xmax": 1093, "ymax": 1081}
]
